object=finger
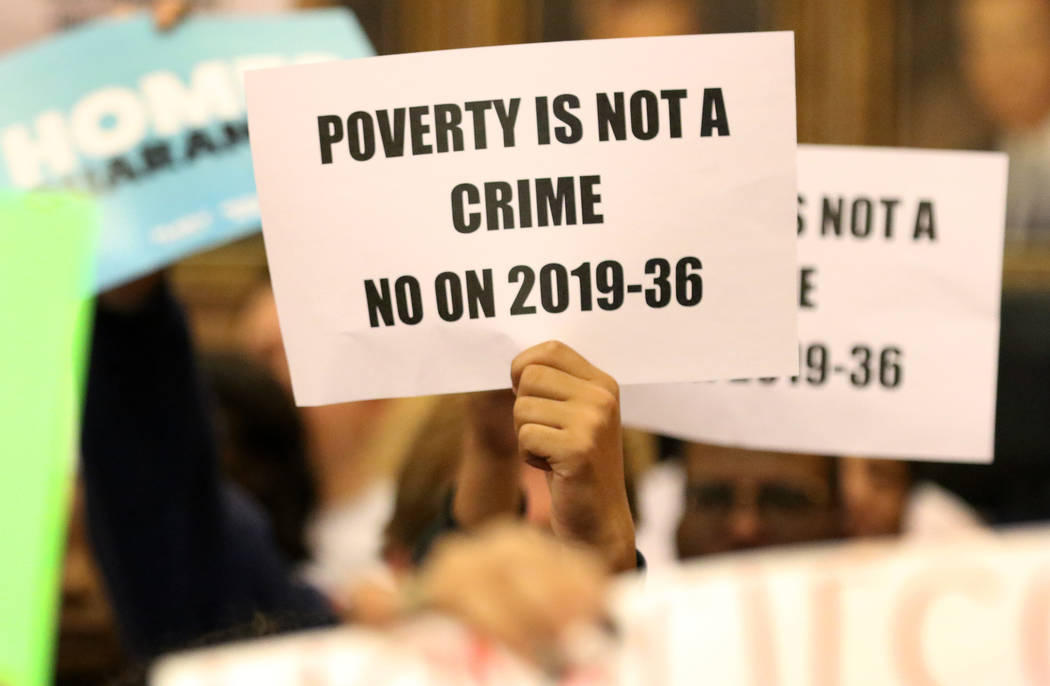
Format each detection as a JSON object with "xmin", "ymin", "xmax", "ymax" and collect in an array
[
  {"xmin": 513, "ymin": 395, "xmax": 569, "ymax": 432},
  {"xmin": 517, "ymin": 423, "xmax": 572, "ymax": 469},
  {"xmin": 511, "ymin": 341, "xmax": 616, "ymax": 396},
  {"xmin": 515, "ymin": 364, "xmax": 590, "ymax": 402},
  {"xmin": 511, "ymin": 340, "xmax": 602, "ymax": 390}
]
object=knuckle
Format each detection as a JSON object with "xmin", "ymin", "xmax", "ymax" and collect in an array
[
  {"xmin": 519, "ymin": 365, "xmax": 541, "ymax": 390},
  {"xmin": 579, "ymin": 406, "xmax": 606, "ymax": 433},
  {"xmin": 539, "ymin": 340, "xmax": 564, "ymax": 357},
  {"xmin": 510, "ymin": 355, "xmax": 526, "ymax": 379},
  {"xmin": 592, "ymin": 388, "xmax": 618, "ymax": 415},
  {"xmin": 517, "ymin": 422, "xmax": 539, "ymax": 445},
  {"xmin": 570, "ymin": 430, "xmax": 598, "ymax": 458},
  {"xmin": 513, "ymin": 395, "xmax": 537, "ymax": 420}
]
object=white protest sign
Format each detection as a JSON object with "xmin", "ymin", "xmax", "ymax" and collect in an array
[
  {"xmin": 621, "ymin": 145, "xmax": 1008, "ymax": 463},
  {"xmin": 245, "ymin": 33, "xmax": 799, "ymax": 405},
  {"xmin": 151, "ymin": 529, "xmax": 1050, "ymax": 686},
  {"xmin": 620, "ymin": 529, "xmax": 1050, "ymax": 686}
]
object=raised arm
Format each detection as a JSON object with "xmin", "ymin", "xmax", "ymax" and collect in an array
[{"xmin": 80, "ymin": 277, "xmax": 333, "ymax": 657}]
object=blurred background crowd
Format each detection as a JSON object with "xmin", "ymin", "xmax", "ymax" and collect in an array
[{"xmin": 6, "ymin": 1, "xmax": 1049, "ymax": 684}]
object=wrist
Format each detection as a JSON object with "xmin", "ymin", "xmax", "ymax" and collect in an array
[
  {"xmin": 596, "ymin": 506, "xmax": 637, "ymax": 573},
  {"xmin": 556, "ymin": 492, "xmax": 636, "ymax": 573}
]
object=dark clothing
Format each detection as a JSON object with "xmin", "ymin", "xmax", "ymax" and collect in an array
[
  {"xmin": 80, "ymin": 284, "xmax": 335, "ymax": 659},
  {"xmin": 914, "ymin": 291, "xmax": 1050, "ymax": 524}
]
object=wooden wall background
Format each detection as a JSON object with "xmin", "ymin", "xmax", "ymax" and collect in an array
[{"xmin": 172, "ymin": 0, "xmax": 1049, "ymax": 349}]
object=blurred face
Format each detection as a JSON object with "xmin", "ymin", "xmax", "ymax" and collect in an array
[
  {"xmin": 676, "ymin": 444, "xmax": 839, "ymax": 559},
  {"xmin": 838, "ymin": 457, "xmax": 910, "ymax": 538},
  {"xmin": 56, "ymin": 489, "xmax": 124, "ymax": 685},
  {"xmin": 958, "ymin": 0, "xmax": 1050, "ymax": 130}
]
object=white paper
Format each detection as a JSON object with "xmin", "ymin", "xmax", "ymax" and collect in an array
[
  {"xmin": 622, "ymin": 145, "xmax": 1008, "ymax": 462},
  {"xmin": 245, "ymin": 33, "xmax": 799, "ymax": 405},
  {"xmin": 152, "ymin": 529, "xmax": 1050, "ymax": 686},
  {"xmin": 624, "ymin": 529, "xmax": 1050, "ymax": 686}
]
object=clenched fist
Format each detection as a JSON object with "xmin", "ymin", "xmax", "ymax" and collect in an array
[
  {"xmin": 511, "ymin": 341, "xmax": 636, "ymax": 572},
  {"xmin": 344, "ymin": 522, "xmax": 609, "ymax": 670}
]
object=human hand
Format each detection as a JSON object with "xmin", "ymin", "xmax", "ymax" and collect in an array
[
  {"xmin": 111, "ymin": 0, "xmax": 188, "ymax": 29},
  {"xmin": 152, "ymin": 0, "xmax": 190, "ymax": 31},
  {"xmin": 343, "ymin": 523, "xmax": 609, "ymax": 669},
  {"xmin": 417, "ymin": 522, "xmax": 609, "ymax": 668},
  {"xmin": 511, "ymin": 341, "xmax": 636, "ymax": 572}
]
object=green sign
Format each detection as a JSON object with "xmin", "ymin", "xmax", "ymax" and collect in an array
[{"xmin": 0, "ymin": 193, "xmax": 96, "ymax": 686}]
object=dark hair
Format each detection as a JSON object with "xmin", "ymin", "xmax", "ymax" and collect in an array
[{"xmin": 201, "ymin": 352, "xmax": 317, "ymax": 563}]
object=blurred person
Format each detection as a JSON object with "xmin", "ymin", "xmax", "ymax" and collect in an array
[
  {"xmin": 58, "ymin": 350, "xmax": 320, "ymax": 684},
  {"xmin": 201, "ymin": 352, "xmax": 317, "ymax": 564},
  {"xmin": 381, "ymin": 392, "xmax": 536, "ymax": 572},
  {"xmin": 398, "ymin": 522, "xmax": 609, "ymax": 669},
  {"xmin": 58, "ymin": 347, "xmax": 318, "ymax": 684},
  {"xmin": 634, "ymin": 443, "xmax": 686, "ymax": 571},
  {"xmin": 575, "ymin": 0, "xmax": 701, "ymax": 39},
  {"xmin": 676, "ymin": 443, "xmax": 841, "ymax": 559},
  {"xmin": 839, "ymin": 457, "xmax": 984, "ymax": 540},
  {"xmin": 402, "ymin": 391, "xmax": 559, "ymax": 565},
  {"xmin": 424, "ymin": 343, "xmax": 641, "ymax": 573},
  {"xmin": 375, "ymin": 393, "xmax": 653, "ymax": 572},
  {"xmin": 1, "ymin": 0, "xmax": 249, "ymax": 54},
  {"xmin": 836, "ymin": 294, "xmax": 1050, "ymax": 536},
  {"xmin": 1, "ymin": 1, "xmax": 175, "ymax": 53},
  {"xmin": 82, "ymin": 274, "xmax": 615, "ymax": 672},
  {"xmin": 236, "ymin": 283, "xmax": 293, "ymax": 389},
  {"xmin": 236, "ymin": 281, "xmax": 435, "ymax": 594},
  {"xmin": 957, "ymin": 0, "xmax": 1050, "ymax": 242},
  {"xmin": 82, "ymin": 274, "xmax": 335, "ymax": 660},
  {"xmin": 641, "ymin": 450, "xmax": 981, "ymax": 571},
  {"xmin": 838, "ymin": 457, "xmax": 910, "ymax": 538},
  {"xmin": 380, "ymin": 394, "xmax": 467, "ymax": 571},
  {"xmin": 910, "ymin": 281, "xmax": 1050, "ymax": 529},
  {"xmin": 55, "ymin": 484, "xmax": 127, "ymax": 686},
  {"xmin": 102, "ymin": 524, "xmax": 609, "ymax": 685}
]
